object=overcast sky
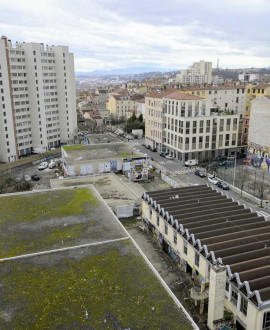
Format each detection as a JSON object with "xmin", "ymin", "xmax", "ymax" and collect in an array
[{"xmin": 1, "ymin": 0, "xmax": 270, "ymax": 72}]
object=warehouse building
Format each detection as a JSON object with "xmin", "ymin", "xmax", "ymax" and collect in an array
[{"xmin": 142, "ymin": 185, "xmax": 270, "ymax": 330}]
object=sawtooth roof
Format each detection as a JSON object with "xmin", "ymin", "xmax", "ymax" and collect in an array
[{"xmin": 142, "ymin": 185, "xmax": 270, "ymax": 309}]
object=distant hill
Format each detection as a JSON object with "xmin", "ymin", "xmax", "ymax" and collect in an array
[{"xmin": 76, "ymin": 66, "xmax": 177, "ymax": 76}]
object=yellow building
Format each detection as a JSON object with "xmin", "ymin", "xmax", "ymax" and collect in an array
[{"xmin": 106, "ymin": 95, "xmax": 138, "ymax": 119}]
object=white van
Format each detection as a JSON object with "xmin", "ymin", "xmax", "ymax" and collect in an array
[
  {"xmin": 185, "ymin": 159, "xmax": 198, "ymax": 167},
  {"xmin": 48, "ymin": 161, "xmax": 56, "ymax": 169}
]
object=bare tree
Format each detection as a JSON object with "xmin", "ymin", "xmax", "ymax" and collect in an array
[
  {"xmin": 237, "ymin": 167, "xmax": 249, "ymax": 196},
  {"xmin": 254, "ymin": 172, "xmax": 270, "ymax": 207}
]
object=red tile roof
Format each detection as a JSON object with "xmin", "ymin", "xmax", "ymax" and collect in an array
[{"xmin": 165, "ymin": 91, "xmax": 203, "ymax": 100}]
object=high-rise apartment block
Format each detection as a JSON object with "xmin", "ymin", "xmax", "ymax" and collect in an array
[
  {"xmin": 0, "ymin": 36, "xmax": 77, "ymax": 162},
  {"xmin": 176, "ymin": 60, "xmax": 212, "ymax": 84}
]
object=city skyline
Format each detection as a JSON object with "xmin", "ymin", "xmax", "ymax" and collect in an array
[{"xmin": 1, "ymin": 0, "xmax": 270, "ymax": 72}]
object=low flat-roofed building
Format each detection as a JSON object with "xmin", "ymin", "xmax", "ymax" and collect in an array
[
  {"xmin": 142, "ymin": 185, "xmax": 270, "ymax": 330},
  {"xmin": 0, "ymin": 186, "xmax": 195, "ymax": 329},
  {"xmin": 61, "ymin": 141, "xmax": 149, "ymax": 177}
]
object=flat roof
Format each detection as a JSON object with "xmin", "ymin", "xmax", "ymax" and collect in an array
[
  {"xmin": 63, "ymin": 142, "xmax": 145, "ymax": 164},
  {"xmin": 86, "ymin": 133, "xmax": 122, "ymax": 144},
  {"xmin": 51, "ymin": 174, "xmax": 145, "ymax": 208},
  {"xmin": 0, "ymin": 187, "xmax": 193, "ymax": 329},
  {"xmin": 142, "ymin": 185, "xmax": 270, "ymax": 309}
]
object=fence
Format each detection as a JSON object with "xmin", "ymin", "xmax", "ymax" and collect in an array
[{"xmin": 161, "ymin": 173, "xmax": 180, "ymax": 188}]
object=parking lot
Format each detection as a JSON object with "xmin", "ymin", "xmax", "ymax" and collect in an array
[{"xmin": 3, "ymin": 159, "xmax": 63, "ymax": 192}]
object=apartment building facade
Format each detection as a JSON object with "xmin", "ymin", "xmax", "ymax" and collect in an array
[
  {"xmin": 0, "ymin": 36, "xmax": 77, "ymax": 162},
  {"xmin": 142, "ymin": 186, "xmax": 270, "ymax": 330},
  {"xmin": 176, "ymin": 60, "xmax": 212, "ymax": 84},
  {"xmin": 182, "ymin": 86, "xmax": 247, "ymax": 116},
  {"xmin": 163, "ymin": 91, "xmax": 240, "ymax": 162},
  {"xmin": 145, "ymin": 89, "xmax": 175, "ymax": 151},
  {"xmin": 106, "ymin": 93, "xmax": 142, "ymax": 119}
]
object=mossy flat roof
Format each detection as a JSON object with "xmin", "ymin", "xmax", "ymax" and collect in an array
[
  {"xmin": 0, "ymin": 187, "xmax": 126, "ymax": 258},
  {"xmin": 1, "ymin": 240, "xmax": 192, "ymax": 329},
  {"xmin": 63, "ymin": 142, "xmax": 145, "ymax": 164}
]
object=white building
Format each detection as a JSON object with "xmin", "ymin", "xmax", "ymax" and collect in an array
[
  {"xmin": 239, "ymin": 73, "xmax": 260, "ymax": 83},
  {"xmin": 248, "ymin": 95, "xmax": 270, "ymax": 159},
  {"xmin": 163, "ymin": 91, "xmax": 240, "ymax": 161},
  {"xmin": 176, "ymin": 61, "xmax": 212, "ymax": 84},
  {"xmin": 0, "ymin": 36, "xmax": 77, "ymax": 162}
]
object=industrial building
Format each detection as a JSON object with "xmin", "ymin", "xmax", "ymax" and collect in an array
[{"xmin": 142, "ymin": 185, "xmax": 270, "ymax": 330}]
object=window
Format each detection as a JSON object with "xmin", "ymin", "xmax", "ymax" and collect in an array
[
  {"xmin": 231, "ymin": 288, "xmax": 238, "ymax": 306},
  {"xmin": 156, "ymin": 216, "xmax": 159, "ymax": 227},
  {"xmin": 173, "ymin": 231, "xmax": 177, "ymax": 244},
  {"xmin": 225, "ymin": 282, "xmax": 229, "ymax": 292},
  {"xmin": 263, "ymin": 312, "xmax": 270, "ymax": 329},
  {"xmin": 165, "ymin": 223, "xmax": 168, "ymax": 235},
  {"xmin": 240, "ymin": 297, "xmax": 247, "ymax": 316},
  {"xmin": 184, "ymin": 242, "xmax": 187, "ymax": 255},
  {"xmin": 195, "ymin": 253, "xmax": 200, "ymax": 267}
]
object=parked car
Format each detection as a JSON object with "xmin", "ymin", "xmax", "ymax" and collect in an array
[
  {"xmin": 142, "ymin": 142, "xmax": 147, "ymax": 148},
  {"xmin": 31, "ymin": 175, "xmax": 40, "ymax": 181},
  {"xmin": 217, "ymin": 181, "xmax": 229, "ymax": 190},
  {"xmin": 195, "ymin": 170, "xmax": 206, "ymax": 178},
  {"xmin": 160, "ymin": 152, "xmax": 166, "ymax": 157},
  {"xmin": 185, "ymin": 159, "xmax": 198, "ymax": 167},
  {"xmin": 24, "ymin": 174, "xmax": 31, "ymax": 182},
  {"xmin": 165, "ymin": 154, "xmax": 174, "ymax": 160},
  {"xmin": 150, "ymin": 147, "xmax": 157, "ymax": 152},
  {"xmin": 218, "ymin": 160, "xmax": 227, "ymax": 166},
  {"xmin": 146, "ymin": 145, "xmax": 151, "ymax": 149},
  {"xmin": 208, "ymin": 176, "xmax": 218, "ymax": 185},
  {"xmin": 48, "ymin": 161, "xmax": 56, "ymax": 169},
  {"xmin": 38, "ymin": 162, "xmax": 48, "ymax": 170}
]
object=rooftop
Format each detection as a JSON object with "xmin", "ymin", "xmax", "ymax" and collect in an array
[
  {"xmin": 142, "ymin": 185, "xmax": 270, "ymax": 309},
  {"xmin": 0, "ymin": 186, "xmax": 193, "ymax": 329},
  {"xmin": 63, "ymin": 142, "xmax": 145, "ymax": 164},
  {"xmin": 165, "ymin": 91, "xmax": 203, "ymax": 100}
]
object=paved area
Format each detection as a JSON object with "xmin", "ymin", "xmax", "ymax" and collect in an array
[{"xmin": 51, "ymin": 174, "xmax": 145, "ymax": 207}]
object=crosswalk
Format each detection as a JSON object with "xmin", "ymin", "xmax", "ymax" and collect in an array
[{"xmin": 171, "ymin": 168, "xmax": 195, "ymax": 176}]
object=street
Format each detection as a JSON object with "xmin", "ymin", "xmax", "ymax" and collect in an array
[{"xmin": 127, "ymin": 138, "xmax": 270, "ymax": 218}]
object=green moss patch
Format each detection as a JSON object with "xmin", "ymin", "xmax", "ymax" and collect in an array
[
  {"xmin": 1, "ymin": 241, "xmax": 192, "ymax": 329},
  {"xmin": 0, "ymin": 188, "xmax": 98, "ymax": 223},
  {"xmin": 63, "ymin": 145, "xmax": 85, "ymax": 152}
]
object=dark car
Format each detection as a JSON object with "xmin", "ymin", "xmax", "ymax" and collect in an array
[
  {"xmin": 195, "ymin": 170, "xmax": 206, "ymax": 178},
  {"xmin": 160, "ymin": 152, "xmax": 166, "ymax": 157},
  {"xmin": 146, "ymin": 145, "xmax": 151, "ymax": 149},
  {"xmin": 151, "ymin": 147, "xmax": 157, "ymax": 152},
  {"xmin": 217, "ymin": 181, "xmax": 229, "ymax": 190},
  {"xmin": 31, "ymin": 175, "xmax": 40, "ymax": 181}
]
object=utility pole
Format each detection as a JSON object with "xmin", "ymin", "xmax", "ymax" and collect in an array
[{"xmin": 232, "ymin": 155, "xmax": 237, "ymax": 186}]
